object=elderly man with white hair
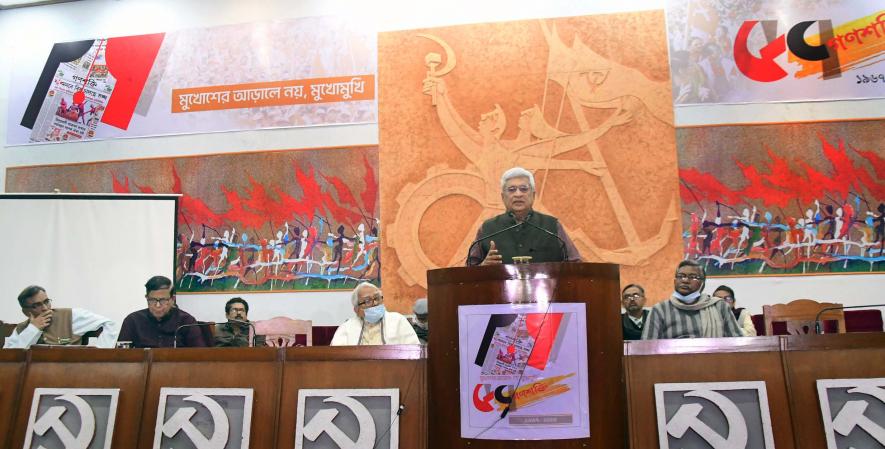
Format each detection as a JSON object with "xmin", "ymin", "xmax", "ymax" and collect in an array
[
  {"xmin": 467, "ymin": 167, "xmax": 582, "ymax": 266},
  {"xmin": 330, "ymin": 282, "xmax": 420, "ymax": 346}
]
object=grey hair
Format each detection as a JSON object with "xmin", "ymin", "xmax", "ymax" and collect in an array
[
  {"xmin": 351, "ymin": 282, "xmax": 380, "ymax": 307},
  {"xmin": 500, "ymin": 167, "xmax": 535, "ymax": 191}
]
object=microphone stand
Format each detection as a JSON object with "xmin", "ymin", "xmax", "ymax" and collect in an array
[
  {"xmin": 814, "ymin": 303, "xmax": 885, "ymax": 334},
  {"xmin": 228, "ymin": 319, "xmax": 258, "ymax": 347},
  {"xmin": 174, "ymin": 321, "xmax": 216, "ymax": 348}
]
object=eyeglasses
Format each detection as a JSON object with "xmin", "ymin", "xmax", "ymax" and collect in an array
[
  {"xmin": 718, "ymin": 296, "xmax": 735, "ymax": 302},
  {"xmin": 504, "ymin": 185, "xmax": 532, "ymax": 194},
  {"xmin": 357, "ymin": 294, "xmax": 383, "ymax": 308},
  {"xmin": 25, "ymin": 298, "xmax": 52, "ymax": 309},
  {"xmin": 147, "ymin": 297, "xmax": 172, "ymax": 306},
  {"xmin": 675, "ymin": 274, "xmax": 704, "ymax": 281},
  {"xmin": 622, "ymin": 293, "xmax": 644, "ymax": 301}
]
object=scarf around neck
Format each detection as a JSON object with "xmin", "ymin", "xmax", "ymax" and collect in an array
[{"xmin": 669, "ymin": 293, "xmax": 726, "ymax": 337}]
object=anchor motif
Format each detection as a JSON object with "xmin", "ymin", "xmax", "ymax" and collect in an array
[{"xmin": 388, "ymin": 21, "xmax": 678, "ymax": 287}]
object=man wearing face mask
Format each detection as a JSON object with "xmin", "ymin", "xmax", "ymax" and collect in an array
[
  {"xmin": 410, "ymin": 298, "xmax": 429, "ymax": 344},
  {"xmin": 330, "ymin": 282, "xmax": 420, "ymax": 346},
  {"xmin": 641, "ymin": 260, "xmax": 741, "ymax": 339}
]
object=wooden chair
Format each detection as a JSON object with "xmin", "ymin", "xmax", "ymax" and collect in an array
[
  {"xmin": 762, "ymin": 299, "xmax": 846, "ymax": 336},
  {"xmin": 253, "ymin": 317, "xmax": 312, "ymax": 347}
]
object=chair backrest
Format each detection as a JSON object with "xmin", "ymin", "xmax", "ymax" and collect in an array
[
  {"xmin": 762, "ymin": 299, "xmax": 846, "ymax": 335},
  {"xmin": 253, "ymin": 317, "xmax": 313, "ymax": 347}
]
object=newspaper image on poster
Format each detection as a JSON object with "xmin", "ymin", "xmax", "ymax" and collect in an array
[
  {"xmin": 666, "ymin": 0, "xmax": 885, "ymax": 105},
  {"xmin": 27, "ymin": 39, "xmax": 113, "ymax": 142},
  {"xmin": 7, "ymin": 15, "xmax": 376, "ymax": 145},
  {"xmin": 458, "ymin": 303, "xmax": 589, "ymax": 440}
]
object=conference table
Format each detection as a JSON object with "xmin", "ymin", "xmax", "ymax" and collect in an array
[{"xmin": 1, "ymin": 333, "xmax": 883, "ymax": 449}]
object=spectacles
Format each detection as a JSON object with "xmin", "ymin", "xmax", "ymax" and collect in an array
[
  {"xmin": 504, "ymin": 185, "xmax": 532, "ymax": 194},
  {"xmin": 622, "ymin": 293, "xmax": 644, "ymax": 301},
  {"xmin": 147, "ymin": 297, "xmax": 172, "ymax": 306},
  {"xmin": 718, "ymin": 296, "xmax": 735, "ymax": 302},
  {"xmin": 675, "ymin": 274, "xmax": 704, "ymax": 281},
  {"xmin": 357, "ymin": 294, "xmax": 383, "ymax": 308},
  {"xmin": 25, "ymin": 298, "xmax": 52, "ymax": 309}
]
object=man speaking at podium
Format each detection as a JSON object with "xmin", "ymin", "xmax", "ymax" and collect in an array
[{"xmin": 466, "ymin": 167, "xmax": 582, "ymax": 266}]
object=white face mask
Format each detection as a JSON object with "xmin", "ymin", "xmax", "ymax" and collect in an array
[{"xmin": 673, "ymin": 291, "xmax": 701, "ymax": 304}]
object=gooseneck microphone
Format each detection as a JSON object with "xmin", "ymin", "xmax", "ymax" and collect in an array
[
  {"xmin": 465, "ymin": 221, "xmax": 525, "ymax": 266},
  {"xmin": 814, "ymin": 303, "xmax": 885, "ymax": 334},
  {"xmin": 174, "ymin": 321, "xmax": 216, "ymax": 348},
  {"xmin": 518, "ymin": 219, "xmax": 568, "ymax": 262},
  {"xmin": 228, "ymin": 318, "xmax": 258, "ymax": 347}
]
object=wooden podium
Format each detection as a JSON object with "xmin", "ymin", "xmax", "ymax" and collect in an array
[{"xmin": 426, "ymin": 262, "xmax": 624, "ymax": 449}]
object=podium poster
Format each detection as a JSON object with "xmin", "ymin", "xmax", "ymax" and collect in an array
[{"xmin": 458, "ymin": 303, "xmax": 589, "ymax": 440}]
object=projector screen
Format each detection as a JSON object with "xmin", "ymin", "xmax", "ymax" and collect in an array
[{"xmin": 0, "ymin": 194, "xmax": 178, "ymax": 328}]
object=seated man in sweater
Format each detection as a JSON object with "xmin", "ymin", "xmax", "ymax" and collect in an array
[
  {"xmin": 642, "ymin": 260, "xmax": 741, "ymax": 339},
  {"xmin": 331, "ymin": 282, "xmax": 419, "ymax": 346},
  {"xmin": 118, "ymin": 275, "xmax": 207, "ymax": 348},
  {"xmin": 713, "ymin": 285, "xmax": 756, "ymax": 336},
  {"xmin": 621, "ymin": 283, "xmax": 649, "ymax": 340},
  {"xmin": 4, "ymin": 285, "xmax": 119, "ymax": 348}
]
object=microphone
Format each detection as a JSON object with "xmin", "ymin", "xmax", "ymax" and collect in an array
[
  {"xmin": 519, "ymin": 219, "xmax": 567, "ymax": 262},
  {"xmin": 465, "ymin": 221, "xmax": 524, "ymax": 266},
  {"xmin": 174, "ymin": 321, "xmax": 216, "ymax": 348},
  {"xmin": 814, "ymin": 303, "xmax": 885, "ymax": 334},
  {"xmin": 228, "ymin": 319, "xmax": 258, "ymax": 347}
]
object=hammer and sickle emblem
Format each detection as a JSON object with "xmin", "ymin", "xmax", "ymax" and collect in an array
[
  {"xmin": 32, "ymin": 394, "xmax": 95, "ymax": 449},
  {"xmin": 665, "ymin": 390, "xmax": 748, "ymax": 449},
  {"xmin": 830, "ymin": 385, "xmax": 885, "ymax": 444},
  {"xmin": 161, "ymin": 394, "xmax": 229, "ymax": 449},
  {"xmin": 301, "ymin": 395, "xmax": 376, "ymax": 449}
]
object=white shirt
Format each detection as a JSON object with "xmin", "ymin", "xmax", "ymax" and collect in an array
[{"xmin": 3, "ymin": 308, "xmax": 120, "ymax": 349}]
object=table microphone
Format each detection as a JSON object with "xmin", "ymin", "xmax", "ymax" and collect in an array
[
  {"xmin": 519, "ymin": 219, "xmax": 567, "ymax": 262},
  {"xmin": 174, "ymin": 322, "xmax": 216, "ymax": 348},
  {"xmin": 228, "ymin": 319, "xmax": 258, "ymax": 347},
  {"xmin": 814, "ymin": 304, "xmax": 885, "ymax": 334}
]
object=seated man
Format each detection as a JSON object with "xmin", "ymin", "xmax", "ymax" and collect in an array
[
  {"xmin": 642, "ymin": 260, "xmax": 741, "ymax": 339},
  {"xmin": 410, "ymin": 298, "xmax": 428, "ymax": 344},
  {"xmin": 467, "ymin": 167, "xmax": 581, "ymax": 265},
  {"xmin": 713, "ymin": 285, "xmax": 757, "ymax": 336},
  {"xmin": 214, "ymin": 297, "xmax": 265, "ymax": 347},
  {"xmin": 118, "ymin": 275, "xmax": 207, "ymax": 348},
  {"xmin": 621, "ymin": 284, "xmax": 649, "ymax": 341},
  {"xmin": 331, "ymin": 282, "xmax": 420, "ymax": 346},
  {"xmin": 4, "ymin": 285, "xmax": 119, "ymax": 349}
]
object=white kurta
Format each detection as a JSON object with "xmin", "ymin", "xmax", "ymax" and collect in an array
[
  {"xmin": 330, "ymin": 311, "xmax": 420, "ymax": 346},
  {"xmin": 3, "ymin": 308, "xmax": 120, "ymax": 349}
]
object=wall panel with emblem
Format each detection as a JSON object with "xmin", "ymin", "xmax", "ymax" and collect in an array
[
  {"xmin": 278, "ymin": 345, "xmax": 426, "ymax": 449},
  {"xmin": 782, "ymin": 333, "xmax": 885, "ymax": 449},
  {"xmin": 11, "ymin": 347, "xmax": 147, "ymax": 449},
  {"xmin": 138, "ymin": 348, "xmax": 280, "ymax": 449},
  {"xmin": 624, "ymin": 337, "xmax": 796, "ymax": 449}
]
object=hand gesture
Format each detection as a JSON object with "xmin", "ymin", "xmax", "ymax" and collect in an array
[
  {"xmin": 481, "ymin": 240, "xmax": 503, "ymax": 265},
  {"xmin": 30, "ymin": 309, "xmax": 53, "ymax": 330}
]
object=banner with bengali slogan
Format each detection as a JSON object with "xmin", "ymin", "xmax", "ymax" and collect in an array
[
  {"xmin": 5, "ymin": 16, "xmax": 376, "ymax": 145},
  {"xmin": 666, "ymin": 0, "xmax": 885, "ymax": 105}
]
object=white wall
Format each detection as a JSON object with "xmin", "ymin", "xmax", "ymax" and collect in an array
[{"xmin": 1, "ymin": 0, "xmax": 882, "ymax": 326}]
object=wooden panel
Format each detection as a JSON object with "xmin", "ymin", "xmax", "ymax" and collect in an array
[
  {"xmin": 624, "ymin": 343, "xmax": 796, "ymax": 449},
  {"xmin": 782, "ymin": 333, "xmax": 885, "ymax": 449},
  {"xmin": 138, "ymin": 347, "xmax": 281, "ymax": 449},
  {"xmin": 426, "ymin": 262, "xmax": 624, "ymax": 449},
  {"xmin": 277, "ymin": 345, "xmax": 427, "ymax": 449},
  {"xmin": 10, "ymin": 347, "xmax": 149, "ymax": 449},
  {"xmin": 0, "ymin": 350, "xmax": 26, "ymax": 449}
]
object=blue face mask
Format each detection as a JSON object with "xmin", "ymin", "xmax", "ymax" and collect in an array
[
  {"xmin": 673, "ymin": 291, "xmax": 701, "ymax": 304},
  {"xmin": 363, "ymin": 304, "xmax": 386, "ymax": 324}
]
